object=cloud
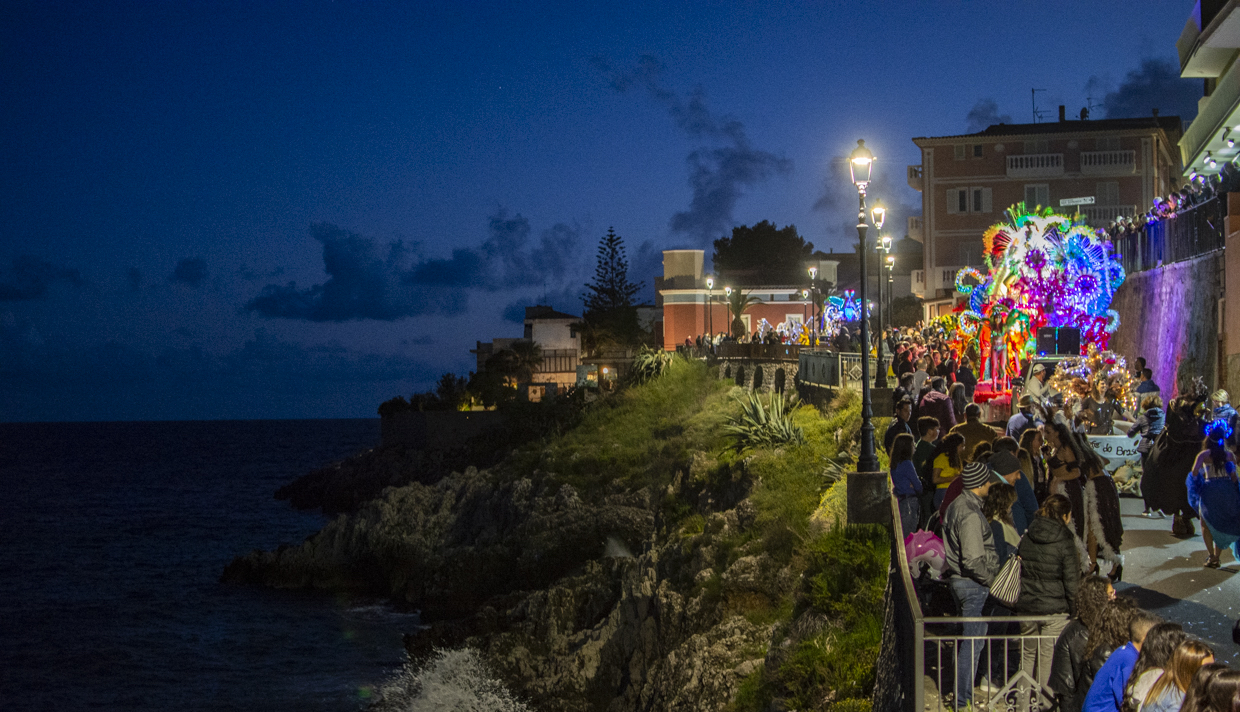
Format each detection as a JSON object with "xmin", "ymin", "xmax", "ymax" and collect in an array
[
  {"xmin": 246, "ymin": 216, "xmax": 589, "ymax": 322},
  {"xmin": 1089, "ymin": 58, "xmax": 1199, "ymax": 123},
  {"xmin": 596, "ymin": 55, "xmax": 791, "ymax": 245},
  {"xmin": 169, "ymin": 257, "xmax": 208, "ymax": 287},
  {"xmin": 0, "ymin": 255, "xmax": 85, "ymax": 301},
  {"xmin": 966, "ymin": 99, "xmax": 1012, "ymax": 133}
]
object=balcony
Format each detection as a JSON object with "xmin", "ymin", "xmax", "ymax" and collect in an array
[
  {"xmin": 1006, "ymin": 153, "xmax": 1063, "ymax": 178},
  {"xmin": 907, "ymin": 216, "xmax": 924, "ymax": 242},
  {"xmin": 1080, "ymin": 204, "xmax": 1138, "ymax": 226},
  {"xmin": 1080, "ymin": 150, "xmax": 1136, "ymax": 175},
  {"xmin": 907, "ymin": 165, "xmax": 923, "ymax": 192}
]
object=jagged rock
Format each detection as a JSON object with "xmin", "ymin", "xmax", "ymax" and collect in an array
[{"xmin": 721, "ymin": 554, "xmax": 777, "ymax": 595}]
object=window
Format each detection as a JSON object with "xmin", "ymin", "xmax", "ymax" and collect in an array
[
  {"xmin": 786, "ymin": 314, "xmax": 804, "ymax": 325},
  {"xmin": 973, "ymin": 144, "xmax": 984, "ymax": 158},
  {"xmin": 1023, "ymin": 140, "xmax": 1050, "ymax": 154},
  {"xmin": 523, "ymin": 324, "xmax": 533, "ymax": 339},
  {"xmin": 947, "ymin": 187, "xmax": 992, "ymax": 214},
  {"xmin": 1096, "ymin": 137, "xmax": 1121, "ymax": 151},
  {"xmin": 1024, "ymin": 184, "xmax": 1049, "ymax": 208},
  {"xmin": 1096, "ymin": 182, "xmax": 1120, "ymax": 205},
  {"xmin": 954, "ymin": 144, "xmax": 966, "ymax": 160}
]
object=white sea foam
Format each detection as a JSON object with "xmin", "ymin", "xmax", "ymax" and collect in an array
[{"xmin": 375, "ymin": 648, "xmax": 530, "ymax": 711}]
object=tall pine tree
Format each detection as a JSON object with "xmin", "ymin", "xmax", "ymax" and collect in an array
[{"xmin": 582, "ymin": 227, "xmax": 644, "ymax": 351}]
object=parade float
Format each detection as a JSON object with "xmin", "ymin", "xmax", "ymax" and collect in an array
[{"xmin": 937, "ymin": 204, "xmax": 1135, "ymax": 416}]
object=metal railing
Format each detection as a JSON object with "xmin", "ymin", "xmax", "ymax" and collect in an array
[
  {"xmin": 1111, "ymin": 195, "xmax": 1226, "ymax": 274},
  {"xmin": 715, "ymin": 343, "xmax": 802, "ymax": 360},
  {"xmin": 797, "ymin": 349, "xmax": 891, "ymax": 390},
  {"xmin": 1081, "ymin": 204, "xmax": 1137, "ymax": 226},
  {"xmin": 878, "ymin": 492, "xmax": 1066, "ymax": 712}
]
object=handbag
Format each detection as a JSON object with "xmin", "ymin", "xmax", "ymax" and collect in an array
[{"xmin": 989, "ymin": 553, "xmax": 1022, "ymax": 607}]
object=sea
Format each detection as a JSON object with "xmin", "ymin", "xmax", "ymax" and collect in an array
[{"xmin": 0, "ymin": 419, "xmax": 421, "ymax": 711}]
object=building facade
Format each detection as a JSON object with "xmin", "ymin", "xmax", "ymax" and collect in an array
[
  {"xmin": 909, "ymin": 114, "xmax": 1183, "ymax": 318},
  {"xmin": 472, "ymin": 306, "xmax": 583, "ymax": 394},
  {"xmin": 657, "ymin": 249, "xmax": 839, "ymax": 350},
  {"xmin": 1177, "ymin": 0, "xmax": 1240, "ymax": 179}
]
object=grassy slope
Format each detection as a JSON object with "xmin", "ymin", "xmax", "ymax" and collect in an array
[{"xmin": 500, "ymin": 359, "xmax": 890, "ymax": 710}]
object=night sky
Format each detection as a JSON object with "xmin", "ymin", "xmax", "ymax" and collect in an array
[{"xmin": 1, "ymin": 1, "xmax": 1199, "ymax": 421}]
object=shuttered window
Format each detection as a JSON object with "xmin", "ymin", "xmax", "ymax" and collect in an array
[
  {"xmin": 954, "ymin": 144, "xmax": 967, "ymax": 160},
  {"xmin": 1025, "ymin": 184, "xmax": 1049, "ymax": 208},
  {"xmin": 1096, "ymin": 182, "xmax": 1120, "ymax": 205}
]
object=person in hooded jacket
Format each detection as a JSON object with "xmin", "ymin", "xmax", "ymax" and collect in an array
[{"xmin": 1017, "ymin": 494, "xmax": 1081, "ymax": 689}]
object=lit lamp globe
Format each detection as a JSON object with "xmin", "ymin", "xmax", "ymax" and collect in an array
[
  {"xmin": 808, "ymin": 265, "xmax": 818, "ymax": 280},
  {"xmin": 880, "ymin": 234, "xmax": 893, "ymax": 252},
  {"xmin": 870, "ymin": 199, "xmax": 886, "ymax": 231},
  {"xmin": 849, "ymin": 139, "xmax": 874, "ymax": 188},
  {"xmin": 705, "ymin": 276, "xmax": 714, "ymax": 290}
]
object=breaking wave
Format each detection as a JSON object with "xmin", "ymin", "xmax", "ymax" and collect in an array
[{"xmin": 374, "ymin": 648, "xmax": 530, "ymax": 712}]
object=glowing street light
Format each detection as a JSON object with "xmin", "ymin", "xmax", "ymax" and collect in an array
[
  {"xmin": 848, "ymin": 139, "xmax": 880, "ymax": 474},
  {"xmin": 705, "ymin": 275, "xmax": 715, "ymax": 343}
]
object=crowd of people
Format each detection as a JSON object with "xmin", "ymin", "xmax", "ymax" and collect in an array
[{"xmin": 885, "ymin": 354, "xmax": 1240, "ymax": 710}]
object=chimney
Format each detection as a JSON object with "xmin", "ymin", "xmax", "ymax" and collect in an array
[
  {"xmin": 1152, "ymin": 108, "xmax": 1160, "ymax": 117},
  {"xmin": 1058, "ymin": 105, "xmax": 1066, "ymax": 122}
]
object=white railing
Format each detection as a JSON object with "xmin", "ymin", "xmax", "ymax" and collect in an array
[
  {"xmin": 1080, "ymin": 204, "xmax": 1138, "ymax": 225},
  {"xmin": 1080, "ymin": 150, "xmax": 1136, "ymax": 175},
  {"xmin": 908, "ymin": 216, "xmax": 924, "ymax": 242},
  {"xmin": 908, "ymin": 165, "xmax": 924, "ymax": 192},
  {"xmin": 1006, "ymin": 153, "xmax": 1063, "ymax": 178}
]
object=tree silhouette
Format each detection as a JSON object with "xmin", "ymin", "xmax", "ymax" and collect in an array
[
  {"xmin": 712, "ymin": 221, "xmax": 814, "ymax": 286},
  {"xmin": 582, "ymin": 227, "xmax": 644, "ymax": 351}
]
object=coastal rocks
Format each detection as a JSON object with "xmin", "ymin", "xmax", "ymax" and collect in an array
[
  {"xmin": 274, "ymin": 445, "xmax": 451, "ymax": 514},
  {"xmin": 222, "ymin": 468, "xmax": 655, "ymax": 619},
  {"xmin": 398, "ymin": 501, "xmax": 776, "ymax": 712}
]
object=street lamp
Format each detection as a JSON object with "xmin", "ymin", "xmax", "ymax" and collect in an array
[
  {"xmin": 875, "ymin": 232, "xmax": 893, "ymax": 389},
  {"xmin": 885, "ymin": 255, "xmax": 895, "ymax": 330},
  {"xmin": 724, "ymin": 286, "xmax": 733, "ymax": 337},
  {"xmin": 849, "ymin": 139, "xmax": 880, "ymax": 474},
  {"xmin": 808, "ymin": 265, "xmax": 819, "ymax": 345},
  {"xmin": 705, "ymin": 275, "xmax": 715, "ymax": 345}
]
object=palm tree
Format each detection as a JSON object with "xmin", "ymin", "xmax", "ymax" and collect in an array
[
  {"xmin": 509, "ymin": 340, "xmax": 544, "ymax": 382},
  {"xmin": 725, "ymin": 289, "xmax": 761, "ymax": 337}
]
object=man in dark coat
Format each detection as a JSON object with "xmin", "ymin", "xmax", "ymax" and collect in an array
[
  {"xmin": 883, "ymin": 397, "xmax": 914, "ymax": 454},
  {"xmin": 1016, "ymin": 496, "xmax": 1080, "ymax": 689}
]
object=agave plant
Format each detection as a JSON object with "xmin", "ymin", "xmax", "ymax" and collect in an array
[
  {"xmin": 630, "ymin": 345, "xmax": 676, "ymax": 383},
  {"xmin": 723, "ymin": 391, "xmax": 805, "ymax": 451}
]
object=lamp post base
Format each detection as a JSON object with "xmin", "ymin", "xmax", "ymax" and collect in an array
[{"xmin": 846, "ymin": 470, "xmax": 892, "ymax": 526}]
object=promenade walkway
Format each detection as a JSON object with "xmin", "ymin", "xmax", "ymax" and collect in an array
[{"xmin": 1114, "ymin": 495, "xmax": 1239, "ymax": 664}]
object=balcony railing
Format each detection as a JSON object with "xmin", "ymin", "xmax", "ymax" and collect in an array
[
  {"xmin": 797, "ymin": 349, "xmax": 892, "ymax": 390},
  {"xmin": 1080, "ymin": 204, "xmax": 1137, "ymax": 226},
  {"xmin": 908, "ymin": 165, "xmax": 924, "ymax": 192},
  {"xmin": 1006, "ymin": 153, "xmax": 1063, "ymax": 178},
  {"xmin": 1111, "ymin": 195, "xmax": 1226, "ymax": 274},
  {"xmin": 908, "ymin": 216, "xmax": 924, "ymax": 242},
  {"xmin": 716, "ymin": 343, "xmax": 801, "ymax": 360},
  {"xmin": 535, "ymin": 348, "xmax": 581, "ymax": 374},
  {"xmin": 1080, "ymin": 150, "xmax": 1136, "ymax": 175}
]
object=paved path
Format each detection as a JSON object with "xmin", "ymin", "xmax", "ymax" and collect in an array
[{"xmin": 1114, "ymin": 496, "xmax": 1239, "ymax": 664}]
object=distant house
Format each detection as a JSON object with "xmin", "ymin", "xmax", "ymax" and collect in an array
[{"xmin": 471, "ymin": 305, "xmax": 584, "ymax": 400}]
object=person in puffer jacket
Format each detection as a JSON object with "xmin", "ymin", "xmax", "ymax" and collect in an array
[
  {"xmin": 1017, "ymin": 494, "xmax": 1081, "ymax": 689},
  {"xmin": 1050, "ymin": 576, "xmax": 1116, "ymax": 712}
]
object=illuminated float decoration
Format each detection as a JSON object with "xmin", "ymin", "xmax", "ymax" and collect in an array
[{"xmin": 947, "ymin": 204, "xmax": 1126, "ymax": 385}]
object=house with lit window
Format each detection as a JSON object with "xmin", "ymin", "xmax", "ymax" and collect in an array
[
  {"xmin": 471, "ymin": 305, "xmax": 582, "ymax": 399},
  {"xmin": 908, "ymin": 112, "xmax": 1183, "ymax": 319}
]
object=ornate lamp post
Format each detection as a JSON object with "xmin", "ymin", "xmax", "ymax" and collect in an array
[
  {"xmin": 874, "ymin": 233, "xmax": 893, "ymax": 387},
  {"xmin": 705, "ymin": 275, "xmax": 715, "ymax": 344},
  {"xmin": 849, "ymin": 139, "xmax": 880, "ymax": 474},
  {"xmin": 807, "ymin": 265, "xmax": 819, "ymax": 345},
  {"xmin": 885, "ymin": 255, "xmax": 895, "ymax": 331},
  {"xmin": 724, "ymin": 286, "xmax": 733, "ymax": 338}
]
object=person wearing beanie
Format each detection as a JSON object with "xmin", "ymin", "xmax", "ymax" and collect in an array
[
  {"xmin": 943, "ymin": 460, "xmax": 998, "ymax": 708},
  {"xmin": 990, "ymin": 448, "xmax": 1039, "ymax": 536}
]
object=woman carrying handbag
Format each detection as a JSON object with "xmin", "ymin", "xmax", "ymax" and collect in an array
[{"xmin": 1015, "ymin": 494, "xmax": 1080, "ymax": 690}]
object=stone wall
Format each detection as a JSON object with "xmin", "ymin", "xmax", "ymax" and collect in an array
[
  {"xmin": 717, "ymin": 361, "xmax": 797, "ymax": 394},
  {"xmin": 1109, "ymin": 251, "xmax": 1224, "ymax": 400}
]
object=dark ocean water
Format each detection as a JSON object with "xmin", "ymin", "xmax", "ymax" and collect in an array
[{"xmin": 0, "ymin": 419, "xmax": 417, "ymax": 711}]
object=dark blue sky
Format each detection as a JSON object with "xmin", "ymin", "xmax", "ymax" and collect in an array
[{"xmin": 1, "ymin": 0, "xmax": 1199, "ymax": 421}]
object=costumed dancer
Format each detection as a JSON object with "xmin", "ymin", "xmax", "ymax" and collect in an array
[
  {"xmin": 1077, "ymin": 427, "xmax": 1124, "ymax": 581},
  {"xmin": 1187, "ymin": 421, "xmax": 1240, "ymax": 568},
  {"xmin": 1144, "ymin": 380, "xmax": 1210, "ymax": 537}
]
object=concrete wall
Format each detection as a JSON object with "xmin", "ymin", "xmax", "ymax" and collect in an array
[{"xmin": 1109, "ymin": 251, "xmax": 1224, "ymax": 400}]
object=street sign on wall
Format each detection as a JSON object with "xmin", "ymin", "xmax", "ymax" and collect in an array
[{"xmin": 1059, "ymin": 196, "xmax": 1096, "ymax": 206}]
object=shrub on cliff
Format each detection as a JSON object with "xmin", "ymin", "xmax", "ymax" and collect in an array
[{"xmin": 723, "ymin": 391, "xmax": 804, "ymax": 452}]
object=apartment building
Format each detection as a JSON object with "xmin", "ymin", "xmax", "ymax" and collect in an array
[
  {"xmin": 1178, "ymin": 0, "xmax": 1240, "ymax": 178},
  {"xmin": 908, "ymin": 113, "xmax": 1183, "ymax": 318}
]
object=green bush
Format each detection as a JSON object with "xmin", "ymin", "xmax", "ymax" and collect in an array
[
  {"xmin": 727, "ymin": 666, "xmax": 771, "ymax": 712},
  {"xmin": 629, "ymin": 345, "xmax": 677, "ymax": 383},
  {"xmin": 723, "ymin": 391, "xmax": 804, "ymax": 451},
  {"xmin": 834, "ymin": 698, "xmax": 874, "ymax": 712}
]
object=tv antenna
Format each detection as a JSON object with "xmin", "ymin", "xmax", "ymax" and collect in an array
[
  {"xmin": 1085, "ymin": 95, "xmax": 1103, "ymax": 119},
  {"xmin": 1031, "ymin": 89, "xmax": 1048, "ymax": 123}
]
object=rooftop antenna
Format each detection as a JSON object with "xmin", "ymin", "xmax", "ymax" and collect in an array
[
  {"xmin": 1031, "ymin": 88, "xmax": 1048, "ymax": 123},
  {"xmin": 1086, "ymin": 95, "xmax": 1103, "ymax": 118}
]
